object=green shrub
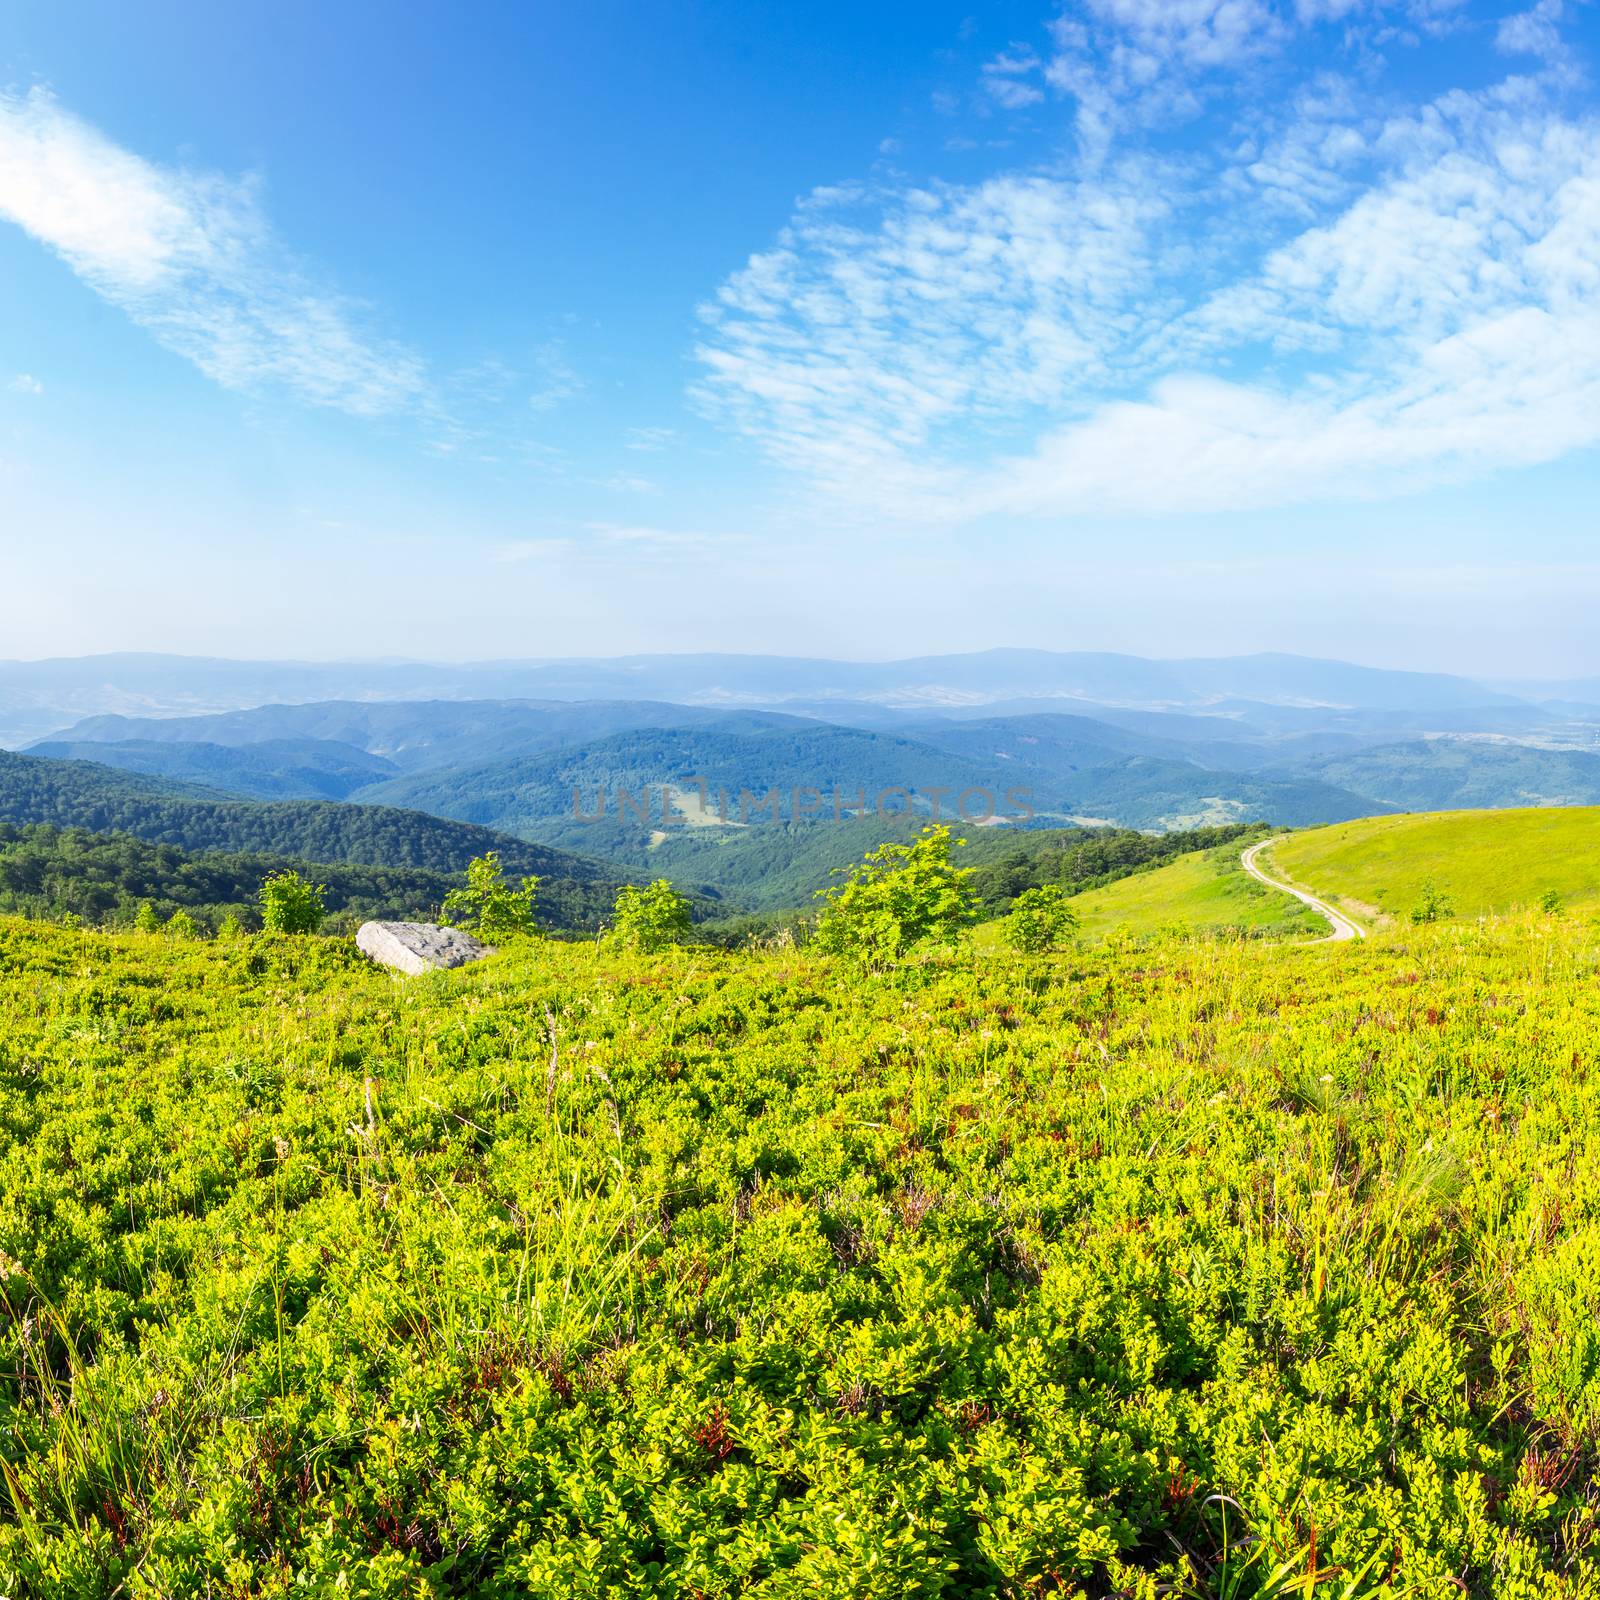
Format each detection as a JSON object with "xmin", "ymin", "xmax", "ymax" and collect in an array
[
  {"xmin": 999, "ymin": 883, "xmax": 1079, "ymax": 953},
  {"xmin": 442, "ymin": 850, "xmax": 540, "ymax": 943},
  {"xmin": 164, "ymin": 908, "xmax": 198, "ymax": 940},
  {"xmin": 132, "ymin": 900, "xmax": 161, "ymax": 933},
  {"xmin": 1410, "ymin": 878, "xmax": 1454, "ymax": 924},
  {"xmin": 814, "ymin": 824, "xmax": 977, "ymax": 961},
  {"xmin": 259, "ymin": 869, "xmax": 325, "ymax": 934},
  {"xmin": 608, "ymin": 878, "xmax": 693, "ymax": 952}
]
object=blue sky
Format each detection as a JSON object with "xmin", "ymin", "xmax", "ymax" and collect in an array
[{"xmin": 2, "ymin": 0, "xmax": 1598, "ymax": 676}]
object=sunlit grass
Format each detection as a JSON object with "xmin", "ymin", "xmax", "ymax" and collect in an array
[
  {"xmin": 0, "ymin": 912, "xmax": 1597, "ymax": 1595},
  {"xmin": 1266, "ymin": 806, "xmax": 1600, "ymax": 928}
]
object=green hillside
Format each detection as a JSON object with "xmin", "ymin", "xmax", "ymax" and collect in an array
[
  {"xmin": 357, "ymin": 722, "xmax": 1383, "ymax": 889},
  {"xmin": 1042, "ymin": 753, "xmax": 1384, "ymax": 831},
  {"xmin": 353, "ymin": 722, "xmax": 1018, "ymax": 834},
  {"xmin": 1059, "ymin": 839, "xmax": 1323, "ymax": 941},
  {"xmin": 1262, "ymin": 805, "xmax": 1600, "ymax": 928},
  {"xmin": 962, "ymin": 821, "xmax": 1264, "ymax": 912},
  {"xmin": 0, "ymin": 912, "xmax": 1596, "ymax": 1593},
  {"xmin": 0, "ymin": 749, "xmax": 618, "ymax": 885},
  {"xmin": 1285, "ymin": 737, "xmax": 1600, "ymax": 811},
  {"xmin": 0, "ymin": 823, "xmax": 626, "ymax": 934},
  {"xmin": 45, "ymin": 698, "xmax": 803, "ymax": 772},
  {"xmin": 29, "ymin": 736, "xmax": 400, "ymax": 800}
]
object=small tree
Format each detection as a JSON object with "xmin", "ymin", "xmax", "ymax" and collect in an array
[
  {"xmin": 259, "ymin": 870, "xmax": 325, "ymax": 935},
  {"xmin": 610, "ymin": 879, "xmax": 693, "ymax": 952},
  {"xmin": 1000, "ymin": 884, "xmax": 1079, "ymax": 953},
  {"xmin": 814, "ymin": 824, "xmax": 977, "ymax": 961},
  {"xmin": 442, "ymin": 851, "xmax": 540, "ymax": 944},
  {"xmin": 133, "ymin": 901, "xmax": 162, "ymax": 934},
  {"xmin": 165, "ymin": 908, "xmax": 198, "ymax": 940},
  {"xmin": 217, "ymin": 910, "xmax": 246, "ymax": 940},
  {"xmin": 1409, "ymin": 879, "xmax": 1454, "ymax": 925},
  {"xmin": 1539, "ymin": 887, "xmax": 1564, "ymax": 916}
]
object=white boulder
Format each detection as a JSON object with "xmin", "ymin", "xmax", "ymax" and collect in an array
[{"xmin": 356, "ymin": 921, "xmax": 493, "ymax": 976}]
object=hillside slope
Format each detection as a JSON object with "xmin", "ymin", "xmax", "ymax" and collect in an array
[
  {"xmin": 0, "ymin": 749, "xmax": 619, "ymax": 884},
  {"xmin": 42, "ymin": 698, "xmax": 804, "ymax": 772},
  {"xmin": 1060, "ymin": 841, "xmax": 1323, "ymax": 941},
  {"xmin": 1262, "ymin": 806, "xmax": 1600, "ymax": 927},
  {"xmin": 0, "ymin": 914, "xmax": 1593, "ymax": 1592},
  {"xmin": 0, "ymin": 822, "xmax": 626, "ymax": 933},
  {"xmin": 28, "ymin": 736, "xmax": 400, "ymax": 800},
  {"xmin": 1284, "ymin": 737, "xmax": 1600, "ymax": 811},
  {"xmin": 353, "ymin": 723, "xmax": 1022, "ymax": 841},
  {"xmin": 357, "ymin": 722, "xmax": 1385, "ymax": 852}
]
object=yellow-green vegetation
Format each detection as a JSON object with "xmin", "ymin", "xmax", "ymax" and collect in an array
[
  {"xmin": 1265, "ymin": 806, "xmax": 1600, "ymax": 930},
  {"xmin": 1065, "ymin": 841, "xmax": 1324, "ymax": 942},
  {"xmin": 2, "ymin": 911, "xmax": 1599, "ymax": 1596}
]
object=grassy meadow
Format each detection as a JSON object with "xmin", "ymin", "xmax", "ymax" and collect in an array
[
  {"xmin": 1264, "ymin": 808, "xmax": 1600, "ymax": 930},
  {"xmin": 1, "ymin": 905, "xmax": 1599, "ymax": 1596},
  {"xmin": 1054, "ymin": 841, "xmax": 1323, "ymax": 943}
]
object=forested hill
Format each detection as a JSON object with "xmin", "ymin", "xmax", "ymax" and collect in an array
[
  {"xmin": 28, "ymin": 736, "xmax": 400, "ymax": 801},
  {"xmin": 0, "ymin": 823, "xmax": 632, "ymax": 933},
  {"xmin": 0, "ymin": 749, "xmax": 614, "ymax": 882}
]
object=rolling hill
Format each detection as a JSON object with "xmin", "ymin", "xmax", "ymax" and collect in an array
[
  {"xmin": 28, "ymin": 736, "xmax": 401, "ymax": 801},
  {"xmin": 1283, "ymin": 737, "xmax": 1600, "ymax": 812},
  {"xmin": 0, "ymin": 822, "xmax": 493, "ymax": 932},
  {"xmin": 1259, "ymin": 807, "xmax": 1600, "ymax": 928},
  {"xmin": 353, "ymin": 723, "xmax": 1028, "ymax": 841},
  {"xmin": 38, "ymin": 698, "xmax": 804, "ymax": 772},
  {"xmin": 355, "ymin": 721, "xmax": 1384, "ymax": 850},
  {"xmin": 1057, "ymin": 841, "xmax": 1324, "ymax": 943},
  {"xmin": 0, "ymin": 748, "xmax": 624, "ymax": 888},
  {"xmin": 901, "ymin": 712, "xmax": 1207, "ymax": 773}
]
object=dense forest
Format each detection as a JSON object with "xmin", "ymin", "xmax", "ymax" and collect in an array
[
  {"xmin": 0, "ymin": 749, "xmax": 614, "ymax": 882},
  {"xmin": 28, "ymin": 735, "xmax": 400, "ymax": 801},
  {"xmin": 0, "ymin": 824, "xmax": 634, "ymax": 934}
]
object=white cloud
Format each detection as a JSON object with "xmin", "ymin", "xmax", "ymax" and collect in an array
[
  {"xmin": 1078, "ymin": 0, "xmax": 1288, "ymax": 70},
  {"xmin": 586, "ymin": 521, "xmax": 726, "ymax": 553},
  {"xmin": 978, "ymin": 1, "xmax": 1469, "ymax": 154},
  {"xmin": 1496, "ymin": 0, "xmax": 1569, "ymax": 60},
  {"xmin": 625, "ymin": 425, "xmax": 677, "ymax": 451},
  {"xmin": 492, "ymin": 537, "xmax": 575, "ymax": 562},
  {"xmin": 696, "ymin": 51, "xmax": 1600, "ymax": 521},
  {"xmin": 527, "ymin": 341, "xmax": 584, "ymax": 411},
  {"xmin": 493, "ymin": 523, "xmax": 726, "ymax": 566},
  {"xmin": 985, "ymin": 303, "xmax": 1600, "ymax": 516},
  {"xmin": 0, "ymin": 87, "xmax": 425, "ymax": 415},
  {"xmin": 696, "ymin": 170, "xmax": 1170, "ymax": 496},
  {"xmin": 8, "ymin": 373, "xmax": 43, "ymax": 395},
  {"xmin": 982, "ymin": 48, "xmax": 1048, "ymax": 108}
]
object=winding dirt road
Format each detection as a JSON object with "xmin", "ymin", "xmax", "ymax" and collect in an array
[{"xmin": 1240, "ymin": 837, "xmax": 1366, "ymax": 943}]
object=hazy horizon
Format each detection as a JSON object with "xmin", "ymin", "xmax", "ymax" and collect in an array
[{"xmin": 0, "ymin": 644, "xmax": 1595, "ymax": 693}]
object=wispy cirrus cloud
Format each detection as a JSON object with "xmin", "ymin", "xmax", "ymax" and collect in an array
[
  {"xmin": 1497, "ymin": 0, "xmax": 1573, "ymax": 59},
  {"xmin": 494, "ymin": 522, "xmax": 729, "ymax": 565},
  {"xmin": 0, "ymin": 87, "xmax": 427, "ymax": 416},
  {"xmin": 624, "ymin": 425, "xmax": 677, "ymax": 452},
  {"xmin": 8, "ymin": 373, "xmax": 43, "ymax": 396},
  {"xmin": 696, "ymin": 2, "xmax": 1599, "ymax": 521}
]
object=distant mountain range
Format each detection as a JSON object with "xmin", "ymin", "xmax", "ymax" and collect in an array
[
  {"xmin": 6, "ymin": 648, "xmax": 1595, "ymax": 748},
  {"xmin": 4, "ymin": 650, "xmax": 1600, "ymax": 916}
]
